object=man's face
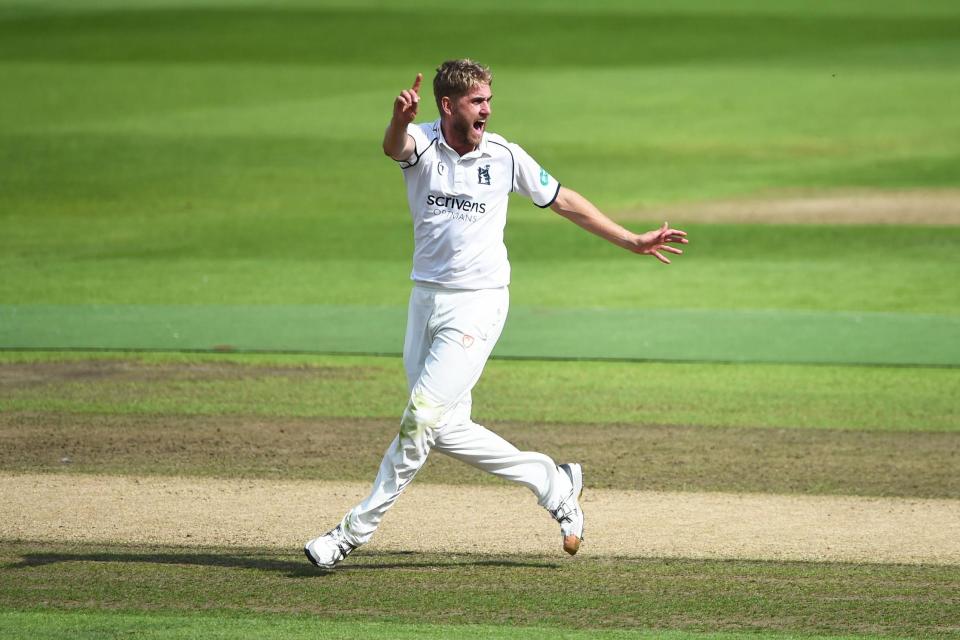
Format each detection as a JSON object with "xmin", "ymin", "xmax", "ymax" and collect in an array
[{"xmin": 445, "ymin": 83, "xmax": 492, "ymax": 149}]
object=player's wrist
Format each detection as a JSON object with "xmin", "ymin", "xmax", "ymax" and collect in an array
[{"xmin": 389, "ymin": 115, "xmax": 412, "ymax": 131}]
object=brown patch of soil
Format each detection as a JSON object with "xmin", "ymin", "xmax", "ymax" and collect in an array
[
  {"xmin": 2, "ymin": 473, "xmax": 958, "ymax": 565},
  {"xmin": 0, "ymin": 360, "xmax": 375, "ymax": 390},
  {"xmin": 620, "ymin": 189, "xmax": 960, "ymax": 225},
  {"xmin": 3, "ymin": 413, "xmax": 957, "ymax": 499}
]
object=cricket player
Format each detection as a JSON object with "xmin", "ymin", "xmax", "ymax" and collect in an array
[{"xmin": 305, "ymin": 59, "xmax": 687, "ymax": 568}]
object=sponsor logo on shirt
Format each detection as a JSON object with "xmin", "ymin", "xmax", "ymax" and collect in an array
[
  {"xmin": 539, "ymin": 168, "xmax": 550, "ymax": 186},
  {"xmin": 425, "ymin": 194, "xmax": 487, "ymax": 223}
]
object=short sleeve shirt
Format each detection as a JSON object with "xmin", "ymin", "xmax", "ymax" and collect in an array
[{"xmin": 397, "ymin": 119, "xmax": 560, "ymax": 290}]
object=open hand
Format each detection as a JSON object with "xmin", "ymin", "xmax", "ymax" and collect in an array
[
  {"xmin": 635, "ymin": 222, "xmax": 688, "ymax": 264},
  {"xmin": 393, "ymin": 73, "xmax": 422, "ymax": 125}
]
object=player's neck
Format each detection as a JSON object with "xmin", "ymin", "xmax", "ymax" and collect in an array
[{"xmin": 440, "ymin": 120, "xmax": 477, "ymax": 157}]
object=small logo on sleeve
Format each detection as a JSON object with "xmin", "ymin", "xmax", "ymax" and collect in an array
[
  {"xmin": 478, "ymin": 165, "xmax": 492, "ymax": 185},
  {"xmin": 539, "ymin": 168, "xmax": 550, "ymax": 186}
]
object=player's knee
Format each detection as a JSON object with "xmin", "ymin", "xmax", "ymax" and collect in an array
[{"xmin": 400, "ymin": 394, "xmax": 443, "ymax": 439}]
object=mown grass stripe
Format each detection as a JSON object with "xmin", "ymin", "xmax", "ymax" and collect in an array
[
  {"xmin": 3, "ymin": 304, "xmax": 959, "ymax": 366},
  {"xmin": 2, "ymin": 353, "xmax": 956, "ymax": 432},
  {"xmin": 3, "ymin": 543, "xmax": 958, "ymax": 638},
  {"xmin": 0, "ymin": 609, "xmax": 911, "ymax": 640}
]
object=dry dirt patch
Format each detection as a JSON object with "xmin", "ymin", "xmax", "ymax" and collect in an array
[
  {"xmin": 5, "ymin": 412, "xmax": 959, "ymax": 499},
  {"xmin": 3, "ymin": 473, "xmax": 958, "ymax": 565},
  {"xmin": 0, "ymin": 360, "xmax": 374, "ymax": 390},
  {"xmin": 621, "ymin": 189, "xmax": 960, "ymax": 225}
]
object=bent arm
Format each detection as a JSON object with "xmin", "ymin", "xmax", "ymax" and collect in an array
[
  {"xmin": 383, "ymin": 73, "xmax": 422, "ymax": 161},
  {"xmin": 383, "ymin": 120, "xmax": 416, "ymax": 161},
  {"xmin": 549, "ymin": 186, "xmax": 688, "ymax": 264}
]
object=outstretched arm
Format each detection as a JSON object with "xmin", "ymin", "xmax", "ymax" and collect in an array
[
  {"xmin": 549, "ymin": 186, "xmax": 688, "ymax": 264},
  {"xmin": 383, "ymin": 73, "xmax": 422, "ymax": 161}
]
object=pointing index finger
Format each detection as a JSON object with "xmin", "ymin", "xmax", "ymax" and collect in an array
[{"xmin": 411, "ymin": 73, "xmax": 423, "ymax": 96}]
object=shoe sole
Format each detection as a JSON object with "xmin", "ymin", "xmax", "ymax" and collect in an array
[{"xmin": 560, "ymin": 463, "xmax": 584, "ymax": 556}]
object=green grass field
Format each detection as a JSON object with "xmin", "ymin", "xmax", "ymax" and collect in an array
[
  {"xmin": 2, "ymin": 0, "xmax": 959, "ymax": 638},
  {"xmin": 4, "ymin": 542, "xmax": 958, "ymax": 639},
  {"xmin": 3, "ymin": 0, "xmax": 959, "ymax": 364}
]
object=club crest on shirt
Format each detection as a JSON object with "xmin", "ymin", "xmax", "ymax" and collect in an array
[
  {"xmin": 462, "ymin": 334, "xmax": 475, "ymax": 348},
  {"xmin": 478, "ymin": 165, "xmax": 491, "ymax": 186}
]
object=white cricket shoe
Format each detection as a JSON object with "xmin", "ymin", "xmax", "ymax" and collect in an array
[
  {"xmin": 304, "ymin": 524, "xmax": 357, "ymax": 569},
  {"xmin": 550, "ymin": 462, "xmax": 584, "ymax": 555}
]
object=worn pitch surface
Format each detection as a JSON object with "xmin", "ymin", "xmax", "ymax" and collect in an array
[{"xmin": 4, "ymin": 473, "xmax": 959, "ymax": 565}]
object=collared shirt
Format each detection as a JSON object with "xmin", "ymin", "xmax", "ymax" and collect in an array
[{"xmin": 397, "ymin": 118, "xmax": 561, "ymax": 290}]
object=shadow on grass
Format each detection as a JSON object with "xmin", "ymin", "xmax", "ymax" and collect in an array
[{"xmin": 8, "ymin": 549, "xmax": 560, "ymax": 577}]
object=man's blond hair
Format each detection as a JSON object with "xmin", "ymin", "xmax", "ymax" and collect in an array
[{"xmin": 433, "ymin": 59, "xmax": 492, "ymax": 113}]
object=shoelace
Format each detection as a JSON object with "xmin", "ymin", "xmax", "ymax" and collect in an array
[
  {"xmin": 331, "ymin": 527, "xmax": 357, "ymax": 560},
  {"xmin": 550, "ymin": 499, "xmax": 575, "ymax": 524}
]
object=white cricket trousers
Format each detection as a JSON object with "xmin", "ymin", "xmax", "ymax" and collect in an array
[{"xmin": 339, "ymin": 284, "xmax": 572, "ymax": 546}]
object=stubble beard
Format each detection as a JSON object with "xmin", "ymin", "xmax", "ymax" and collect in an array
[{"xmin": 451, "ymin": 114, "xmax": 482, "ymax": 150}]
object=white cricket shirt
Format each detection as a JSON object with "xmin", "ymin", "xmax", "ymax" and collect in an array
[{"xmin": 397, "ymin": 119, "xmax": 560, "ymax": 290}]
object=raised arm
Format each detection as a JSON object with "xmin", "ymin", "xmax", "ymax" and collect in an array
[
  {"xmin": 383, "ymin": 73, "xmax": 422, "ymax": 161},
  {"xmin": 549, "ymin": 186, "xmax": 688, "ymax": 264}
]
